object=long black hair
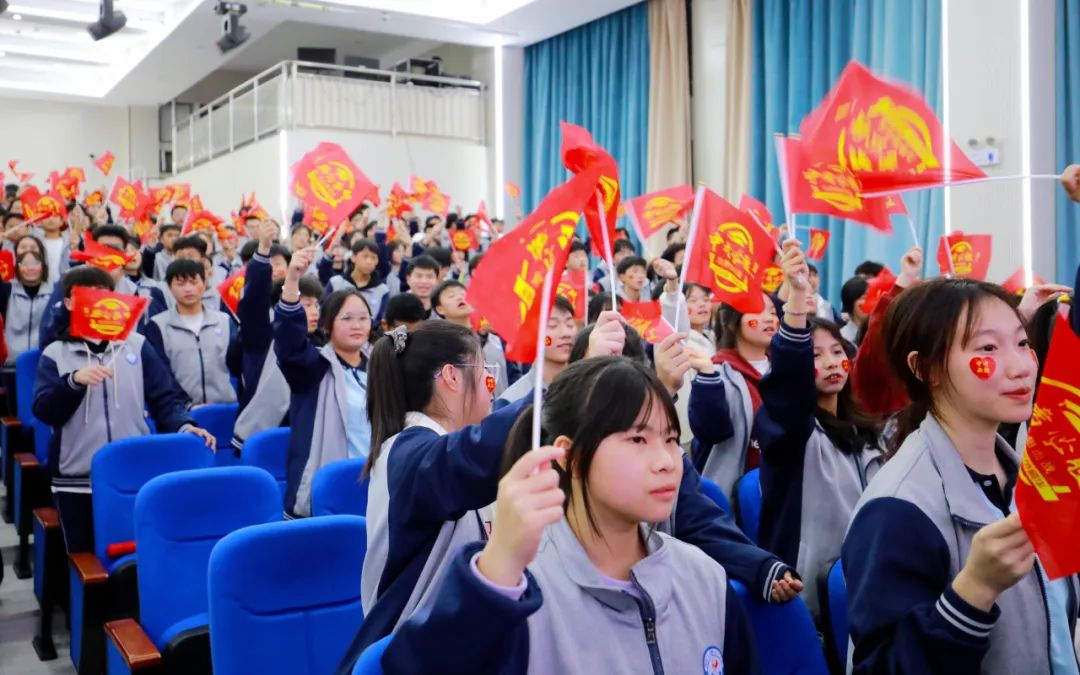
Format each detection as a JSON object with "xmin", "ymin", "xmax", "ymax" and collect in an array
[
  {"xmin": 808, "ymin": 317, "xmax": 882, "ymax": 453},
  {"xmin": 501, "ymin": 357, "xmax": 679, "ymax": 536}
]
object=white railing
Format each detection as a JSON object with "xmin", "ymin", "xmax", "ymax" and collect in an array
[{"xmin": 170, "ymin": 60, "xmax": 486, "ymax": 173}]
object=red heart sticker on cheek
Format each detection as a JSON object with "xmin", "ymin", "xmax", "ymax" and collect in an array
[
  {"xmin": 485, "ymin": 374, "xmax": 496, "ymax": 394},
  {"xmin": 969, "ymin": 357, "xmax": 996, "ymax": 380},
  {"xmin": 748, "ymin": 320, "xmax": 759, "ymax": 329},
  {"xmin": 814, "ymin": 368, "xmax": 819, "ymax": 378},
  {"xmin": 841, "ymin": 359, "xmax": 850, "ymax": 373},
  {"xmin": 544, "ymin": 336, "xmax": 552, "ymax": 347}
]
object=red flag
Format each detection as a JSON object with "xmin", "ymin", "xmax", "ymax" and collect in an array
[
  {"xmin": 70, "ymin": 287, "xmax": 149, "ymax": 342},
  {"xmin": 737, "ymin": 195, "xmax": 779, "ymax": 240},
  {"xmin": 0, "ymin": 250, "xmax": 14, "ymax": 282},
  {"xmin": 556, "ymin": 269, "xmax": 588, "ymax": 319},
  {"xmin": 857, "ymin": 267, "xmax": 897, "ymax": 315},
  {"xmin": 71, "ymin": 237, "xmax": 134, "ymax": 272},
  {"xmin": 109, "ymin": 177, "xmax": 149, "ymax": 220},
  {"xmin": 761, "ymin": 265, "xmax": 784, "ymax": 294},
  {"xmin": 684, "ymin": 188, "xmax": 777, "ymax": 314},
  {"xmin": 170, "ymin": 184, "xmax": 192, "ymax": 206},
  {"xmin": 303, "ymin": 201, "xmax": 334, "ymax": 236},
  {"xmin": 1016, "ymin": 313, "xmax": 1080, "ymax": 578},
  {"xmin": 620, "ymin": 301, "xmax": 675, "ymax": 345},
  {"xmin": 84, "ymin": 190, "xmax": 105, "ymax": 207},
  {"xmin": 936, "ymin": 231, "xmax": 992, "ymax": 280},
  {"xmin": 94, "ymin": 151, "xmax": 116, "ymax": 176},
  {"xmin": 49, "ymin": 168, "xmax": 84, "ymax": 202},
  {"xmin": 183, "ymin": 209, "xmax": 224, "ymax": 236},
  {"xmin": 421, "ymin": 181, "xmax": 450, "ymax": 218},
  {"xmin": 408, "ymin": 176, "xmax": 429, "ymax": 203},
  {"xmin": 291, "ymin": 142, "xmax": 377, "ymax": 230},
  {"xmin": 386, "ymin": 182, "xmax": 413, "ymax": 220},
  {"xmin": 466, "ymin": 166, "xmax": 601, "ymax": 362},
  {"xmin": 21, "ymin": 186, "xmax": 68, "ymax": 223},
  {"xmin": 8, "ymin": 160, "xmax": 32, "ymax": 184},
  {"xmin": 217, "ymin": 268, "xmax": 246, "ymax": 317},
  {"xmin": 781, "ymin": 136, "xmax": 893, "ymax": 233},
  {"xmin": 1001, "ymin": 268, "xmax": 1048, "ymax": 296},
  {"xmin": 560, "ymin": 122, "xmax": 620, "ymax": 256},
  {"xmin": 625, "ymin": 185, "xmax": 694, "ymax": 241},
  {"xmin": 451, "ymin": 229, "xmax": 479, "ymax": 252},
  {"xmin": 476, "ymin": 200, "xmax": 494, "ymax": 233},
  {"xmin": 505, "ymin": 182, "xmax": 522, "ymax": 200},
  {"xmin": 807, "ymin": 228, "xmax": 831, "ymax": 260},
  {"xmin": 799, "ymin": 60, "xmax": 986, "ymax": 194},
  {"xmin": 134, "ymin": 216, "xmax": 155, "ymax": 245},
  {"xmin": 884, "ymin": 194, "xmax": 908, "ymax": 215}
]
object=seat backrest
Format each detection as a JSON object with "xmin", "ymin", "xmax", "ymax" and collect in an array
[
  {"xmin": 190, "ymin": 403, "xmax": 239, "ymax": 463},
  {"xmin": 208, "ymin": 515, "xmax": 367, "ymax": 675},
  {"xmin": 352, "ymin": 634, "xmax": 392, "ymax": 675},
  {"xmin": 730, "ymin": 579, "xmax": 829, "ymax": 674},
  {"xmin": 824, "ymin": 558, "xmax": 848, "ymax": 668},
  {"xmin": 32, "ymin": 416, "xmax": 51, "ymax": 464},
  {"xmin": 310, "ymin": 458, "xmax": 368, "ymax": 517},
  {"xmin": 15, "ymin": 348, "xmax": 40, "ymax": 426},
  {"xmin": 134, "ymin": 466, "xmax": 280, "ymax": 647},
  {"xmin": 90, "ymin": 434, "xmax": 214, "ymax": 564},
  {"xmin": 699, "ymin": 476, "xmax": 732, "ymax": 514},
  {"xmin": 242, "ymin": 427, "xmax": 290, "ymax": 499},
  {"xmin": 735, "ymin": 468, "xmax": 761, "ymax": 544}
]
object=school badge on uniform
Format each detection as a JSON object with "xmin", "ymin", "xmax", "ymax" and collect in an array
[{"xmin": 702, "ymin": 645, "xmax": 724, "ymax": 675}]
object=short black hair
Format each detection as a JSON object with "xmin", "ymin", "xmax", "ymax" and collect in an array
[
  {"xmin": 570, "ymin": 240, "xmax": 587, "ymax": 255},
  {"xmin": 468, "ymin": 253, "xmax": 485, "ymax": 275},
  {"xmin": 665, "ymin": 227, "xmax": 681, "ymax": 242},
  {"xmin": 407, "ymin": 255, "xmax": 440, "ymax": 276},
  {"xmin": 425, "ymin": 246, "xmax": 452, "ymax": 269},
  {"xmin": 351, "ymin": 238, "xmax": 379, "ymax": 256},
  {"xmin": 173, "ymin": 235, "xmax": 208, "ymax": 258},
  {"xmin": 272, "ymin": 275, "xmax": 324, "ymax": 304},
  {"xmin": 569, "ymin": 322, "xmax": 647, "ymax": 364},
  {"xmin": 841, "ymin": 276, "xmax": 870, "ymax": 315},
  {"xmin": 63, "ymin": 265, "xmax": 114, "ymax": 298},
  {"xmin": 166, "ymin": 259, "xmax": 207, "ymax": 284},
  {"xmin": 616, "ymin": 255, "xmax": 647, "ymax": 276},
  {"xmin": 388, "ymin": 239, "xmax": 407, "ymax": 254},
  {"xmin": 268, "ymin": 243, "xmax": 292, "ymax": 264},
  {"xmin": 160, "ymin": 223, "xmax": 182, "ymax": 236},
  {"xmin": 290, "ymin": 224, "xmax": 312, "ymax": 239},
  {"xmin": 349, "ymin": 204, "xmax": 368, "ymax": 221},
  {"xmin": 424, "ymin": 215, "xmax": 441, "ymax": 230},
  {"xmin": 613, "ymin": 239, "xmax": 636, "ymax": 255},
  {"xmin": 433, "ymin": 280, "xmax": 466, "ymax": 310},
  {"xmin": 2, "ymin": 211, "xmax": 22, "ymax": 228},
  {"xmin": 587, "ymin": 293, "xmax": 614, "ymax": 324},
  {"xmin": 552, "ymin": 294, "xmax": 575, "ymax": 319},
  {"xmin": 659, "ymin": 243, "xmax": 685, "ymax": 264},
  {"xmin": 853, "ymin": 260, "xmax": 884, "ymax": 277},
  {"xmin": 808, "ymin": 263, "xmax": 819, "ymax": 275},
  {"xmin": 90, "ymin": 224, "xmax": 129, "ymax": 249},
  {"xmin": 383, "ymin": 292, "xmax": 426, "ymax": 325},
  {"xmin": 240, "ymin": 240, "xmax": 258, "ymax": 264}
]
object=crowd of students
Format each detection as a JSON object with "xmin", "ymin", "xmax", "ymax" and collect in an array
[{"xmin": 1, "ymin": 165, "xmax": 1080, "ymax": 674}]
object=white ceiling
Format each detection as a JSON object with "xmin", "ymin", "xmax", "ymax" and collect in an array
[{"xmin": 0, "ymin": 0, "xmax": 641, "ymax": 105}]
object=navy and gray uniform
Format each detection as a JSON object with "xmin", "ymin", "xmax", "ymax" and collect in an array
[
  {"xmin": 0, "ymin": 280, "xmax": 53, "ymax": 364},
  {"xmin": 754, "ymin": 324, "xmax": 883, "ymax": 618},
  {"xmin": 844, "ymin": 415, "xmax": 1080, "ymax": 675},
  {"xmin": 323, "ymin": 272, "xmax": 389, "ymax": 325},
  {"xmin": 382, "ymin": 519, "xmax": 761, "ymax": 674},
  {"xmin": 688, "ymin": 365, "xmax": 754, "ymax": 497},
  {"xmin": 145, "ymin": 307, "xmax": 238, "ymax": 406}
]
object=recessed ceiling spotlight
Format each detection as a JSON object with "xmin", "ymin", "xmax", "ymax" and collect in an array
[{"xmin": 13, "ymin": 13, "xmax": 23, "ymax": 21}]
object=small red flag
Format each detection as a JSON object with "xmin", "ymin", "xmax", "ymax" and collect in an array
[
  {"xmin": 94, "ymin": 151, "xmax": 116, "ymax": 176},
  {"xmin": 291, "ymin": 142, "xmax": 377, "ymax": 231},
  {"xmin": 807, "ymin": 228, "xmax": 831, "ymax": 260},
  {"xmin": 505, "ymin": 182, "xmax": 522, "ymax": 200},
  {"xmin": 0, "ymin": 250, "xmax": 14, "ymax": 282},
  {"xmin": 183, "ymin": 209, "xmax": 224, "ymax": 236},
  {"xmin": 560, "ymin": 122, "xmax": 621, "ymax": 257},
  {"xmin": 936, "ymin": 231, "xmax": 992, "ymax": 280},
  {"xmin": 70, "ymin": 287, "xmax": 149, "ymax": 342},
  {"xmin": 451, "ymin": 229, "xmax": 479, "ymax": 252},
  {"xmin": 84, "ymin": 190, "xmax": 105, "ymax": 207},
  {"xmin": 421, "ymin": 181, "xmax": 450, "ymax": 218},
  {"xmin": 386, "ymin": 182, "xmax": 413, "ymax": 221},
  {"xmin": 49, "ymin": 168, "xmax": 84, "ymax": 202},
  {"xmin": 684, "ymin": 188, "xmax": 777, "ymax": 314},
  {"xmin": 170, "ymin": 184, "xmax": 192, "ymax": 207},
  {"xmin": 857, "ymin": 267, "xmax": 897, "ymax": 316},
  {"xmin": 109, "ymin": 177, "xmax": 150, "ymax": 220},
  {"xmin": 761, "ymin": 265, "xmax": 784, "ymax": 294},
  {"xmin": 303, "ymin": 201, "xmax": 334, "ymax": 237},
  {"xmin": 884, "ymin": 194, "xmax": 908, "ymax": 215},
  {"xmin": 1001, "ymin": 268, "xmax": 1048, "ymax": 296},
  {"xmin": 217, "ymin": 268, "xmax": 246, "ymax": 317},
  {"xmin": 475, "ymin": 200, "xmax": 494, "ymax": 235},
  {"xmin": 620, "ymin": 301, "xmax": 675, "ymax": 345},
  {"xmin": 21, "ymin": 186, "xmax": 69, "ymax": 223},
  {"xmin": 408, "ymin": 176, "xmax": 429, "ymax": 203},
  {"xmin": 737, "ymin": 195, "xmax": 779, "ymax": 240},
  {"xmin": 556, "ymin": 269, "xmax": 588, "ymax": 319},
  {"xmin": 625, "ymin": 185, "xmax": 694, "ymax": 241},
  {"xmin": 71, "ymin": 238, "xmax": 134, "ymax": 272},
  {"xmin": 1016, "ymin": 313, "xmax": 1080, "ymax": 578}
]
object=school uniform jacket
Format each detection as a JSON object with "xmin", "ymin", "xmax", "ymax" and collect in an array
[
  {"xmin": 323, "ymin": 272, "xmax": 390, "ymax": 324},
  {"xmin": 753, "ymin": 324, "xmax": 883, "ymax": 619},
  {"xmin": 380, "ymin": 521, "xmax": 761, "ymax": 675},
  {"xmin": 844, "ymin": 415, "xmax": 1080, "ymax": 675},
  {"xmin": 1, "ymin": 280, "xmax": 53, "ymax": 365},
  {"xmin": 146, "ymin": 306, "xmax": 238, "ymax": 406},
  {"xmin": 688, "ymin": 360, "xmax": 757, "ymax": 497},
  {"xmin": 33, "ymin": 333, "xmax": 195, "ymax": 488}
]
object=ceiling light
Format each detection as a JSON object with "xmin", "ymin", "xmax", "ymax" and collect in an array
[
  {"xmin": 0, "ymin": 51, "xmax": 6, "ymax": 57},
  {"xmin": 14, "ymin": 14, "xmax": 23, "ymax": 21},
  {"xmin": 214, "ymin": 2, "xmax": 250, "ymax": 54},
  {"xmin": 88, "ymin": 0, "xmax": 127, "ymax": 41}
]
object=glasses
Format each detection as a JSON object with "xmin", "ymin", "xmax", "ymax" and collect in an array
[
  {"xmin": 433, "ymin": 362, "xmax": 501, "ymax": 380},
  {"xmin": 335, "ymin": 313, "xmax": 371, "ymax": 324}
]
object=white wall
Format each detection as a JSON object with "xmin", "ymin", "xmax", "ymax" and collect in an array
[{"xmin": 167, "ymin": 135, "xmax": 286, "ymax": 222}]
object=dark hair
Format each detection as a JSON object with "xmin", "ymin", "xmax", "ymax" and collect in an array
[
  {"xmin": 613, "ymin": 239, "xmax": 636, "ymax": 255},
  {"xmin": 15, "ymin": 250, "xmax": 46, "ymax": 286},
  {"xmin": 432, "ymin": 280, "xmax": 466, "ymax": 310},
  {"xmin": 14, "ymin": 233, "xmax": 45, "ymax": 259},
  {"xmin": 349, "ymin": 204, "xmax": 368, "ymax": 221},
  {"xmin": 239, "ymin": 240, "xmax": 258, "ymax": 264},
  {"xmin": 173, "ymin": 235, "xmax": 208, "ymax": 259},
  {"xmin": 64, "ymin": 264, "xmax": 114, "ymax": 297},
  {"xmin": 407, "ymin": 255, "xmax": 440, "ymax": 276},
  {"xmin": 351, "ymin": 238, "xmax": 380, "ymax": 256},
  {"xmin": 268, "ymin": 243, "xmax": 292, "ymax": 264},
  {"xmin": 271, "ymin": 276, "xmax": 324, "ymax": 305},
  {"xmin": 570, "ymin": 240, "xmax": 587, "ymax": 255},
  {"xmin": 361, "ymin": 221, "xmax": 378, "ymax": 239},
  {"xmin": 290, "ymin": 224, "xmax": 313, "ymax": 240},
  {"xmin": 840, "ymin": 276, "xmax": 870, "ymax": 316},
  {"xmin": 424, "ymin": 215, "xmax": 441, "ymax": 230},
  {"xmin": 660, "ymin": 243, "xmax": 685, "ymax": 265},
  {"xmin": 389, "ymin": 239, "xmax": 407, "ymax": 254},
  {"xmin": 587, "ymin": 293, "xmax": 614, "ymax": 325},
  {"xmin": 569, "ymin": 323, "xmax": 647, "ymax": 364},
  {"xmin": 808, "ymin": 318, "xmax": 882, "ymax": 451},
  {"xmin": 665, "ymin": 227, "xmax": 680, "ymax": 242},
  {"xmin": 714, "ymin": 295, "xmax": 774, "ymax": 349},
  {"xmin": 425, "ymin": 247, "xmax": 452, "ymax": 270},
  {"xmin": 166, "ymin": 259, "xmax": 206, "ymax": 284},
  {"xmin": 1027, "ymin": 297, "xmax": 1067, "ymax": 386},
  {"xmin": 683, "ymin": 282, "xmax": 710, "ymax": 298},
  {"xmin": 365, "ymin": 321, "xmax": 481, "ymax": 475},
  {"xmin": 3, "ymin": 211, "xmax": 23, "ymax": 228},
  {"xmin": 807, "ymin": 263, "xmax": 819, "ymax": 275},
  {"xmin": 616, "ymin": 255, "xmax": 647, "ymax": 277},
  {"xmin": 881, "ymin": 278, "xmax": 1023, "ymax": 453},
  {"xmin": 854, "ymin": 261, "xmax": 884, "ymax": 277},
  {"xmin": 160, "ymin": 223, "xmax": 182, "ymax": 236},
  {"xmin": 551, "ymin": 295, "xmax": 575, "ymax": 320},
  {"xmin": 320, "ymin": 288, "xmax": 372, "ymax": 338},
  {"xmin": 383, "ymin": 293, "xmax": 426, "ymax": 326},
  {"xmin": 468, "ymin": 253, "xmax": 484, "ymax": 275},
  {"xmin": 500, "ymin": 357, "xmax": 679, "ymax": 536},
  {"xmin": 91, "ymin": 224, "xmax": 128, "ymax": 249}
]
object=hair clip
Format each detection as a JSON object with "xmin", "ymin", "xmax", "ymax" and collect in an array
[{"xmin": 388, "ymin": 325, "xmax": 409, "ymax": 354}]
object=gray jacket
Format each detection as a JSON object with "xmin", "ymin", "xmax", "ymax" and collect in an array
[
  {"xmin": 4, "ymin": 280, "xmax": 53, "ymax": 365},
  {"xmin": 231, "ymin": 345, "xmax": 289, "ymax": 452},
  {"xmin": 695, "ymin": 364, "xmax": 756, "ymax": 497},
  {"xmin": 147, "ymin": 308, "xmax": 237, "ymax": 405}
]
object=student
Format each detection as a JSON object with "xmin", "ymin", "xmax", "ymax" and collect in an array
[
  {"xmin": 33, "ymin": 212, "xmax": 70, "ymax": 284},
  {"xmin": 567, "ymin": 239, "xmax": 589, "ymax": 272},
  {"xmin": 433, "ymin": 279, "xmax": 509, "ymax": 398},
  {"xmin": 145, "ymin": 223, "xmax": 182, "ymax": 281},
  {"xmin": 145, "ymin": 259, "xmax": 238, "ymax": 406},
  {"xmin": 381, "ymin": 357, "xmax": 761, "ymax": 674},
  {"xmin": 239, "ymin": 239, "xmax": 291, "ymax": 282},
  {"xmin": 496, "ymin": 296, "xmax": 578, "ymax": 405},
  {"xmin": 667, "ymin": 282, "xmax": 715, "ymax": 445},
  {"xmin": 380, "ymin": 293, "xmax": 426, "ymax": 332},
  {"xmin": 289, "ymin": 223, "xmax": 313, "ymax": 252},
  {"xmin": 843, "ymin": 278, "xmax": 1079, "ymax": 675},
  {"xmin": 752, "ymin": 241, "xmax": 884, "ymax": 619},
  {"xmin": 425, "ymin": 246, "xmax": 453, "ymax": 282},
  {"xmin": 839, "ymin": 276, "xmax": 870, "ymax": 345},
  {"xmin": 404, "ymin": 255, "xmax": 440, "ymax": 318},
  {"xmin": 1, "ymin": 248, "xmax": 52, "ymax": 363},
  {"xmin": 448, "ymin": 248, "xmax": 469, "ymax": 282},
  {"xmin": 385, "ymin": 239, "xmax": 407, "ymax": 297},
  {"xmin": 324, "ymin": 238, "xmax": 389, "ymax": 323},
  {"xmin": 215, "ymin": 226, "xmax": 243, "ymax": 281},
  {"xmin": 592, "ymin": 238, "xmax": 635, "ymax": 295},
  {"xmin": 689, "ymin": 291, "xmax": 778, "ymax": 495},
  {"xmin": 33, "ymin": 265, "xmax": 214, "ymax": 553},
  {"xmin": 274, "ymin": 247, "xmax": 373, "ymax": 518},
  {"xmin": 96, "ymin": 226, "xmax": 168, "ymax": 326},
  {"xmin": 121, "ymin": 233, "xmax": 170, "ymax": 315},
  {"xmin": 807, "ymin": 264, "xmax": 841, "ymax": 323}
]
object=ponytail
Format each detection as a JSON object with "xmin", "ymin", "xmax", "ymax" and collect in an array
[{"xmin": 365, "ymin": 335, "xmax": 409, "ymax": 477}]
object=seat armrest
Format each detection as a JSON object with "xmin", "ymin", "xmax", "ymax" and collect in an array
[
  {"xmin": 105, "ymin": 619, "xmax": 162, "ymax": 669},
  {"xmin": 70, "ymin": 552, "xmax": 109, "ymax": 585},
  {"xmin": 33, "ymin": 506, "xmax": 59, "ymax": 529},
  {"xmin": 14, "ymin": 452, "xmax": 38, "ymax": 469}
]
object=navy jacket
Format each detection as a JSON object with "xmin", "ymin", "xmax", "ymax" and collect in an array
[{"xmin": 236, "ymin": 252, "xmax": 275, "ymax": 411}]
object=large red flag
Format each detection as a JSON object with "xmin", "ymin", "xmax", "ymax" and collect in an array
[
  {"xmin": 1017, "ymin": 313, "xmax": 1080, "ymax": 578},
  {"xmin": 806, "ymin": 228, "xmax": 831, "ymax": 260},
  {"xmin": 625, "ymin": 185, "xmax": 694, "ymax": 241},
  {"xmin": 466, "ymin": 166, "xmax": 601, "ymax": 362},
  {"xmin": 684, "ymin": 188, "xmax": 777, "ymax": 314},
  {"xmin": 857, "ymin": 267, "xmax": 897, "ymax": 315},
  {"xmin": 620, "ymin": 300, "xmax": 675, "ymax": 345},
  {"xmin": 936, "ymin": 231, "xmax": 992, "ymax": 280},
  {"xmin": 291, "ymin": 142, "xmax": 377, "ymax": 230},
  {"xmin": 560, "ymin": 122, "xmax": 620, "ymax": 256},
  {"xmin": 70, "ymin": 287, "xmax": 149, "ymax": 342},
  {"xmin": 218, "ymin": 268, "xmax": 246, "ymax": 317},
  {"xmin": 556, "ymin": 269, "xmax": 588, "ymax": 320},
  {"xmin": 800, "ymin": 60, "xmax": 986, "ymax": 194}
]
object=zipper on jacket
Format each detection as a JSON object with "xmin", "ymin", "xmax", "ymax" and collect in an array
[
  {"xmin": 101, "ymin": 358, "xmax": 114, "ymax": 443},
  {"xmin": 195, "ymin": 333, "xmax": 207, "ymax": 404},
  {"xmin": 27, "ymin": 294, "xmax": 36, "ymax": 352},
  {"xmin": 629, "ymin": 573, "xmax": 665, "ymax": 675}
]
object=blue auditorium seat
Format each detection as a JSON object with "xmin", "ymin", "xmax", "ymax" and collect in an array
[
  {"xmin": 191, "ymin": 402, "xmax": 239, "ymax": 466},
  {"xmin": 821, "ymin": 558, "xmax": 848, "ymax": 670},
  {"xmin": 104, "ymin": 466, "xmax": 280, "ymax": 674},
  {"xmin": 699, "ymin": 475, "xmax": 732, "ymax": 514},
  {"xmin": 2, "ymin": 348, "xmax": 39, "ymax": 519},
  {"xmin": 242, "ymin": 427, "xmax": 290, "ymax": 499},
  {"xmin": 730, "ymin": 579, "xmax": 829, "ymax": 674},
  {"xmin": 734, "ymin": 468, "xmax": 761, "ymax": 544},
  {"xmin": 310, "ymin": 458, "xmax": 368, "ymax": 517},
  {"xmin": 352, "ymin": 634, "xmax": 392, "ymax": 675},
  {"xmin": 208, "ymin": 515, "xmax": 367, "ymax": 675}
]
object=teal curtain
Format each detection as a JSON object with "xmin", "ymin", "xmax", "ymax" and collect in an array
[
  {"xmin": 1057, "ymin": 0, "xmax": 1080, "ymax": 283},
  {"xmin": 750, "ymin": 0, "xmax": 943, "ymax": 303},
  {"xmin": 522, "ymin": 3, "xmax": 650, "ymax": 231}
]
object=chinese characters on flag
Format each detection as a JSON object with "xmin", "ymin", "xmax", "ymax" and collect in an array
[
  {"xmin": 806, "ymin": 228, "xmax": 831, "ymax": 260},
  {"xmin": 292, "ymin": 142, "xmax": 377, "ymax": 231},
  {"xmin": 625, "ymin": 185, "xmax": 694, "ymax": 241},
  {"xmin": 1017, "ymin": 313, "xmax": 1080, "ymax": 578},
  {"xmin": 218, "ymin": 269, "xmax": 246, "ymax": 316},
  {"xmin": 70, "ymin": 287, "xmax": 149, "ymax": 342},
  {"xmin": 620, "ymin": 301, "xmax": 674, "ymax": 345},
  {"xmin": 557, "ymin": 269, "xmax": 588, "ymax": 320},
  {"xmin": 936, "ymin": 231, "xmax": 992, "ymax": 280}
]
